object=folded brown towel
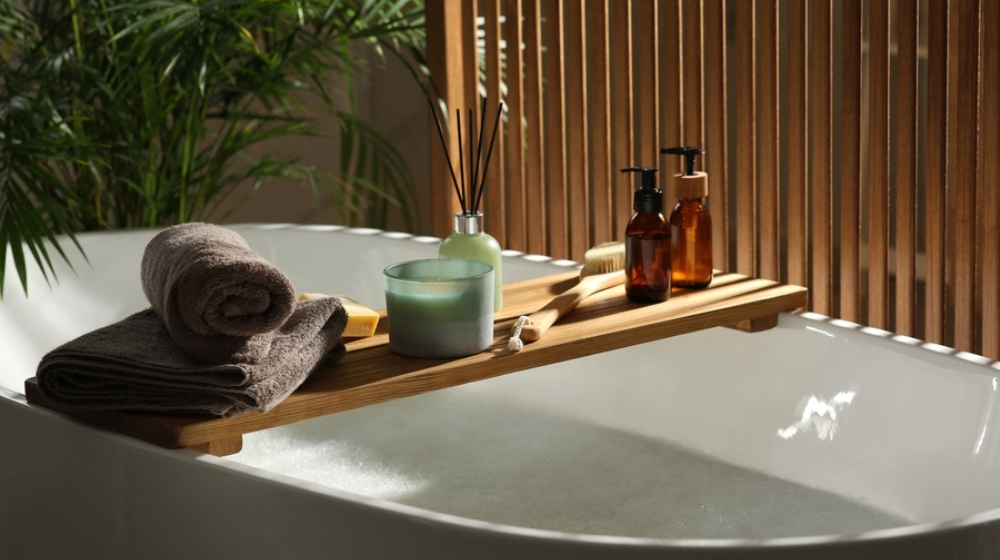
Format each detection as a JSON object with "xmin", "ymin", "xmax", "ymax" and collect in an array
[
  {"xmin": 141, "ymin": 222, "xmax": 296, "ymax": 365},
  {"xmin": 35, "ymin": 297, "xmax": 348, "ymax": 417}
]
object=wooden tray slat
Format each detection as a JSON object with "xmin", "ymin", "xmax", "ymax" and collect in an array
[{"xmin": 24, "ymin": 270, "xmax": 807, "ymax": 455}]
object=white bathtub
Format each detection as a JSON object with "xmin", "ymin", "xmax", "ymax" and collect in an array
[{"xmin": 3, "ymin": 224, "xmax": 1000, "ymax": 559}]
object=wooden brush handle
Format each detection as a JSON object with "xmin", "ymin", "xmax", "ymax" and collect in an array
[{"xmin": 517, "ymin": 271, "xmax": 625, "ymax": 342}]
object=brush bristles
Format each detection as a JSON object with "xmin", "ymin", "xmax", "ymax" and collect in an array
[{"xmin": 581, "ymin": 241, "xmax": 626, "ymax": 276}]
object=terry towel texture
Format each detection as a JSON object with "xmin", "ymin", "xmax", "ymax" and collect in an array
[
  {"xmin": 141, "ymin": 222, "xmax": 296, "ymax": 365},
  {"xmin": 36, "ymin": 223, "xmax": 348, "ymax": 417},
  {"xmin": 36, "ymin": 298, "xmax": 347, "ymax": 417}
]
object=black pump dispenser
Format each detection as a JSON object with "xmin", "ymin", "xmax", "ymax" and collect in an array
[
  {"xmin": 661, "ymin": 147, "xmax": 705, "ymax": 176},
  {"xmin": 620, "ymin": 167, "xmax": 662, "ymax": 213}
]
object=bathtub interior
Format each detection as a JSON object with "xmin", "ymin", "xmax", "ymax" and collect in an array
[
  {"xmin": 226, "ymin": 315, "xmax": 1000, "ymax": 539},
  {"xmin": 4, "ymin": 224, "xmax": 1000, "ymax": 543}
]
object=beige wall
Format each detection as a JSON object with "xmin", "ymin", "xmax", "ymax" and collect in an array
[{"xmin": 213, "ymin": 49, "xmax": 432, "ymax": 235}]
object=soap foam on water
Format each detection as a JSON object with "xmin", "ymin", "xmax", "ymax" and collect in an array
[
  {"xmin": 232, "ymin": 432, "xmax": 427, "ymax": 500},
  {"xmin": 232, "ymin": 390, "xmax": 910, "ymax": 540}
]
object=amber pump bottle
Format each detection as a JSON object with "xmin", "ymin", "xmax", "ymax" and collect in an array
[
  {"xmin": 620, "ymin": 166, "xmax": 671, "ymax": 302},
  {"xmin": 662, "ymin": 147, "xmax": 712, "ymax": 288}
]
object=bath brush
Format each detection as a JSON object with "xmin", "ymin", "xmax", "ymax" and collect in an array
[{"xmin": 508, "ymin": 242, "xmax": 626, "ymax": 351}]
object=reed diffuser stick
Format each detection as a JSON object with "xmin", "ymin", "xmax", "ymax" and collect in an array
[
  {"xmin": 428, "ymin": 98, "xmax": 465, "ymax": 212},
  {"xmin": 456, "ymin": 109, "xmax": 467, "ymax": 214},
  {"xmin": 467, "ymin": 108, "xmax": 475, "ymax": 210},
  {"xmin": 472, "ymin": 98, "xmax": 487, "ymax": 200},
  {"xmin": 473, "ymin": 101, "xmax": 505, "ymax": 214}
]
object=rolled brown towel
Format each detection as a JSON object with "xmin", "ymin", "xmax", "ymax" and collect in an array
[
  {"xmin": 141, "ymin": 223, "xmax": 295, "ymax": 364},
  {"xmin": 35, "ymin": 297, "xmax": 348, "ymax": 417}
]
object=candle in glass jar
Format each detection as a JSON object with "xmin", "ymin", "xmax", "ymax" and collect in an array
[{"xmin": 383, "ymin": 258, "xmax": 495, "ymax": 358}]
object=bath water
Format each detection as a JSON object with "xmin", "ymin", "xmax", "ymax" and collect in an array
[{"xmin": 231, "ymin": 388, "xmax": 910, "ymax": 540}]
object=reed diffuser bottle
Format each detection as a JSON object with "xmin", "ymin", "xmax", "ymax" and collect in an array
[
  {"xmin": 430, "ymin": 98, "xmax": 506, "ymax": 311},
  {"xmin": 440, "ymin": 212, "xmax": 502, "ymax": 311},
  {"xmin": 620, "ymin": 166, "xmax": 671, "ymax": 302},
  {"xmin": 662, "ymin": 147, "xmax": 713, "ymax": 288}
]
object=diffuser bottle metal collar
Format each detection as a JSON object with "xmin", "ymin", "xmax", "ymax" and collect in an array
[{"xmin": 454, "ymin": 212, "xmax": 485, "ymax": 234}]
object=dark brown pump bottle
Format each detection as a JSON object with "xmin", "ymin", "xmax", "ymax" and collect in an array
[
  {"xmin": 620, "ymin": 166, "xmax": 671, "ymax": 302},
  {"xmin": 662, "ymin": 147, "xmax": 713, "ymax": 288}
]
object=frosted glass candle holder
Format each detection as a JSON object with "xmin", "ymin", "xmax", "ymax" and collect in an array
[{"xmin": 383, "ymin": 258, "xmax": 495, "ymax": 358}]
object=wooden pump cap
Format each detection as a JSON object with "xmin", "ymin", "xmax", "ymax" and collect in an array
[{"xmin": 671, "ymin": 171, "xmax": 708, "ymax": 199}]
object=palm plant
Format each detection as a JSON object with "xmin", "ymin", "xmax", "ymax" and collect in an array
[{"xmin": 0, "ymin": 0, "xmax": 425, "ymax": 297}]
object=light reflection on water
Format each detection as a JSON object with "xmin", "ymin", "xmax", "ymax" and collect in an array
[{"xmin": 777, "ymin": 391, "xmax": 857, "ymax": 441}]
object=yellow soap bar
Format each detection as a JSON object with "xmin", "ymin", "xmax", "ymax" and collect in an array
[{"xmin": 298, "ymin": 293, "xmax": 380, "ymax": 338}]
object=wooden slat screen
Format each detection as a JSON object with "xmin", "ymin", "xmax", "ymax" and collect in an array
[{"xmin": 426, "ymin": 0, "xmax": 1000, "ymax": 360}]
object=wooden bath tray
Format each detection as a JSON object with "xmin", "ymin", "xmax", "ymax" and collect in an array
[{"xmin": 24, "ymin": 270, "xmax": 806, "ymax": 456}]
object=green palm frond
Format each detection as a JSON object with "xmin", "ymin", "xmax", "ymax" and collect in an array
[
  {"xmin": 0, "ymin": 0, "xmax": 427, "ymax": 298},
  {"xmin": 0, "ymin": 92, "xmax": 88, "ymax": 298},
  {"xmin": 334, "ymin": 112, "xmax": 418, "ymax": 230}
]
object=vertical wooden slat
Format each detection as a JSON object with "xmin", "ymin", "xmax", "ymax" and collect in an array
[
  {"xmin": 894, "ymin": 0, "xmax": 919, "ymax": 338},
  {"xmin": 610, "ymin": 0, "xmax": 635, "ymax": 237},
  {"xmin": 757, "ymin": 0, "xmax": 779, "ymax": 281},
  {"xmin": 482, "ymin": 0, "xmax": 506, "ymax": 243},
  {"xmin": 838, "ymin": 0, "xmax": 862, "ymax": 322},
  {"xmin": 980, "ymin": 0, "xmax": 1000, "ymax": 359},
  {"xmin": 660, "ymin": 0, "xmax": 683, "ymax": 185},
  {"xmin": 502, "ymin": 0, "xmax": 526, "ymax": 251},
  {"xmin": 867, "ymin": 1, "xmax": 891, "ymax": 330},
  {"xmin": 681, "ymin": 0, "xmax": 704, "ymax": 147},
  {"xmin": 703, "ymin": 0, "xmax": 728, "ymax": 272},
  {"xmin": 636, "ymin": 1, "xmax": 659, "ymax": 166},
  {"xmin": 588, "ymin": 0, "xmax": 614, "ymax": 245},
  {"xmin": 735, "ymin": 0, "xmax": 757, "ymax": 277},
  {"xmin": 809, "ymin": 0, "xmax": 833, "ymax": 315},
  {"xmin": 947, "ymin": 0, "xmax": 961, "ymax": 345},
  {"xmin": 951, "ymin": 0, "xmax": 981, "ymax": 352},
  {"xmin": 425, "ymin": 0, "xmax": 471, "ymax": 238},
  {"xmin": 543, "ymin": 0, "xmax": 569, "ymax": 258},
  {"xmin": 787, "ymin": 0, "xmax": 809, "ymax": 287},
  {"xmin": 564, "ymin": 1, "xmax": 590, "ymax": 261},
  {"xmin": 925, "ymin": 0, "xmax": 949, "ymax": 344},
  {"xmin": 461, "ymin": 2, "xmax": 479, "ymax": 113},
  {"xmin": 522, "ymin": 0, "xmax": 546, "ymax": 255}
]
